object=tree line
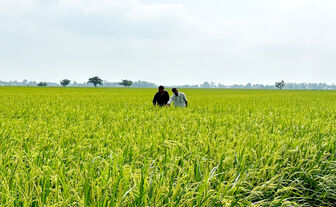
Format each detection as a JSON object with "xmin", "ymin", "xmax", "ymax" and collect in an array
[
  {"xmin": 0, "ymin": 79, "xmax": 158, "ymax": 87},
  {"xmin": 59, "ymin": 77, "xmax": 133, "ymax": 87},
  {"xmin": 2, "ymin": 78, "xmax": 336, "ymax": 90},
  {"xmin": 68, "ymin": 76, "xmax": 133, "ymax": 87},
  {"xmin": 36, "ymin": 78, "xmax": 286, "ymax": 89}
]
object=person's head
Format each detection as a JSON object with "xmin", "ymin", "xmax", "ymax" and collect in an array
[
  {"xmin": 158, "ymin": 85, "xmax": 165, "ymax": 93},
  {"xmin": 172, "ymin": 88, "xmax": 178, "ymax": 95}
]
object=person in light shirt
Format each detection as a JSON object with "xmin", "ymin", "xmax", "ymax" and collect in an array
[{"xmin": 167, "ymin": 88, "xmax": 188, "ymax": 107}]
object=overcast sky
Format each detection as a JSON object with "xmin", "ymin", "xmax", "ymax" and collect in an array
[{"xmin": 0, "ymin": 0, "xmax": 335, "ymax": 85}]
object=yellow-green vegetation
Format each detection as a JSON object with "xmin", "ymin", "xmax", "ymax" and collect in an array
[{"xmin": 0, "ymin": 87, "xmax": 336, "ymax": 206}]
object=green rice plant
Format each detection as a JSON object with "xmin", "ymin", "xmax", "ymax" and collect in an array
[{"xmin": 0, "ymin": 87, "xmax": 335, "ymax": 206}]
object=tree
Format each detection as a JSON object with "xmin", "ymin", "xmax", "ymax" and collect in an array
[
  {"xmin": 60, "ymin": 79, "xmax": 71, "ymax": 87},
  {"xmin": 275, "ymin": 80, "xmax": 285, "ymax": 90},
  {"xmin": 37, "ymin": 82, "xmax": 47, "ymax": 87},
  {"xmin": 88, "ymin": 76, "xmax": 103, "ymax": 87},
  {"xmin": 201, "ymin": 81, "xmax": 210, "ymax": 88},
  {"xmin": 131, "ymin": 80, "xmax": 157, "ymax": 88},
  {"xmin": 119, "ymin": 79, "xmax": 133, "ymax": 87}
]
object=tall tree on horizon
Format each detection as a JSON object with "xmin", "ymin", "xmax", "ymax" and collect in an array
[
  {"xmin": 60, "ymin": 79, "xmax": 71, "ymax": 87},
  {"xmin": 88, "ymin": 76, "xmax": 103, "ymax": 87},
  {"xmin": 275, "ymin": 80, "xmax": 285, "ymax": 90}
]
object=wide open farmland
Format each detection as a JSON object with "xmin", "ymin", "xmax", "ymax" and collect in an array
[{"xmin": 0, "ymin": 87, "xmax": 335, "ymax": 206}]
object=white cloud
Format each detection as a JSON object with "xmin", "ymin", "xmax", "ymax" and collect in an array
[
  {"xmin": 129, "ymin": 2, "xmax": 187, "ymax": 20},
  {"xmin": 269, "ymin": 0, "xmax": 313, "ymax": 12},
  {"xmin": 52, "ymin": 0, "xmax": 190, "ymax": 38},
  {"xmin": 57, "ymin": 0, "xmax": 188, "ymax": 20},
  {"xmin": 0, "ymin": 0, "xmax": 35, "ymax": 14},
  {"xmin": 57, "ymin": 0, "xmax": 135, "ymax": 13},
  {"xmin": 1, "ymin": 0, "xmax": 336, "ymax": 84}
]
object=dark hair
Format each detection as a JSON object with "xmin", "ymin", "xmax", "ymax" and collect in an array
[
  {"xmin": 159, "ymin": 85, "xmax": 164, "ymax": 90},
  {"xmin": 172, "ymin": 88, "xmax": 177, "ymax": 92}
]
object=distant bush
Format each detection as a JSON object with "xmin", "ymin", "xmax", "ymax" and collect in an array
[
  {"xmin": 37, "ymin": 82, "xmax": 47, "ymax": 87},
  {"xmin": 60, "ymin": 79, "xmax": 71, "ymax": 87},
  {"xmin": 120, "ymin": 79, "xmax": 133, "ymax": 87}
]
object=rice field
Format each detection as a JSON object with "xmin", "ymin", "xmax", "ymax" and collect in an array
[{"xmin": 0, "ymin": 87, "xmax": 336, "ymax": 206}]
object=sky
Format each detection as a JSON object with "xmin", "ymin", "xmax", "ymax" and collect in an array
[{"xmin": 0, "ymin": 0, "xmax": 336, "ymax": 85}]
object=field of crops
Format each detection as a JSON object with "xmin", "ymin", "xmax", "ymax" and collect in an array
[{"xmin": 0, "ymin": 87, "xmax": 336, "ymax": 206}]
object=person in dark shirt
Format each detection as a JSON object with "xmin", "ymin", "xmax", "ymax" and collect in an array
[{"xmin": 153, "ymin": 85, "xmax": 170, "ymax": 106}]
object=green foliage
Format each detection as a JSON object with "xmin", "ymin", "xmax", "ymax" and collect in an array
[
  {"xmin": 60, "ymin": 79, "xmax": 71, "ymax": 87},
  {"xmin": 37, "ymin": 82, "xmax": 47, "ymax": 87},
  {"xmin": 119, "ymin": 79, "xmax": 133, "ymax": 87},
  {"xmin": 87, "ymin": 76, "xmax": 103, "ymax": 87},
  {"xmin": 275, "ymin": 80, "xmax": 285, "ymax": 90},
  {"xmin": 0, "ymin": 88, "xmax": 336, "ymax": 206}
]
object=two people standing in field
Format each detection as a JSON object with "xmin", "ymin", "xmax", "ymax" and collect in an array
[{"xmin": 153, "ymin": 86, "xmax": 188, "ymax": 107}]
